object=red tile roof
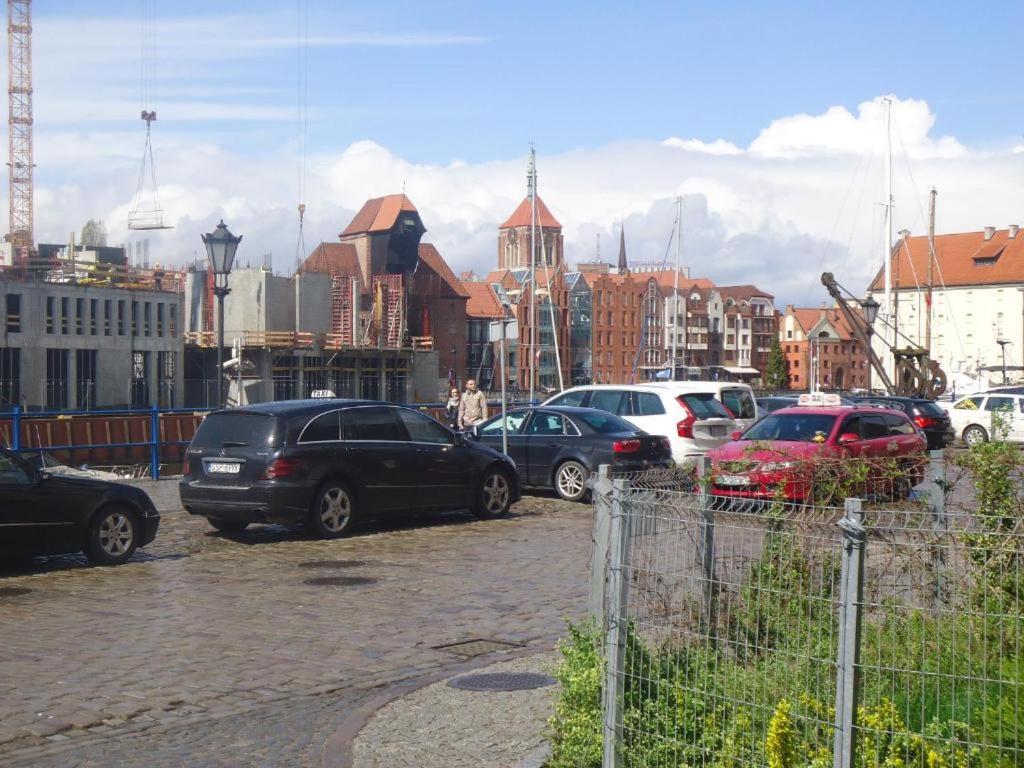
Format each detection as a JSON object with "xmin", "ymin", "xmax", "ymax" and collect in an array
[
  {"xmin": 417, "ymin": 243, "xmax": 469, "ymax": 299},
  {"xmin": 461, "ymin": 281, "xmax": 504, "ymax": 318},
  {"xmin": 790, "ymin": 305, "xmax": 863, "ymax": 340},
  {"xmin": 870, "ymin": 228, "xmax": 1024, "ymax": 291},
  {"xmin": 629, "ymin": 270, "xmax": 715, "ymax": 293},
  {"xmin": 299, "ymin": 242, "xmax": 360, "ymax": 279},
  {"xmin": 340, "ymin": 194, "xmax": 419, "ymax": 237},
  {"xmin": 499, "ymin": 196, "xmax": 562, "ymax": 229}
]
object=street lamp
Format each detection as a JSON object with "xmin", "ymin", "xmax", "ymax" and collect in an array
[
  {"xmin": 860, "ymin": 294, "xmax": 880, "ymax": 393},
  {"xmin": 201, "ymin": 220, "xmax": 242, "ymax": 408},
  {"xmin": 997, "ymin": 339, "xmax": 1012, "ymax": 385}
]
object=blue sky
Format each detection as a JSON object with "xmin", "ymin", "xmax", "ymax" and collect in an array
[{"xmin": 16, "ymin": 1, "xmax": 1024, "ymax": 304}]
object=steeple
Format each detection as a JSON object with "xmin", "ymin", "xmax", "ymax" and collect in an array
[{"xmin": 618, "ymin": 223, "xmax": 628, "ymax": 274}]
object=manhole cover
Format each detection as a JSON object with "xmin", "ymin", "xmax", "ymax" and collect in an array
[
  {"xmin": 448, "ymin": 672, "xmax": 556, "ymax": 692},
  {"xmin": 432, "ymin": 639, "xmax": 524, "ymax": 658},
  {"xmin": 0, "ymin": 587, "xmax": 32, "ymax": 598},
  {"xmin": 303, "ymin": 576, "xmax": 376, "ymax": 587},
  {"xmin": 298, "ymin": 560, "xmax": 365, "ymax": 569}
]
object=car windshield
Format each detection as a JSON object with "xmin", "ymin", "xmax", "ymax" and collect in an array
[
  {"xmin": 575, "ymin": 411, "xmax": 639, "ymax": 434},
  {"xmin": 680, "ymin": 393, "xmax": 732, "ymax": 420},
  {"xmin": 741, "ymin": 413, "xmax": 837, "ymax": 443},
  {"xmin": 191, "ymin": 412, "xmax": 282, "ymax": 449}
]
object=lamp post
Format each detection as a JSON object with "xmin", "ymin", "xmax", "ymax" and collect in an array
[
  {"xmin": 997, "ymin": 339, "xmax": 1011, "ymax": 385},
  {"xmin": 201, "ymin": 220, "xmax": 242, "ymax": 408},
  {"xmin": 861, "ymin": 294, "xmax": 880, "ymax": 393}
]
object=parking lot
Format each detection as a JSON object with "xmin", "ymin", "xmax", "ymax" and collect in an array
[{"xmin": 0, "ymin": 481, "xmax": 591, "ymax": 767}]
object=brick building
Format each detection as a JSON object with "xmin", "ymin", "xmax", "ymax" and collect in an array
[
  {"xmin": 461, "ymin": 278, "xmax": 504, "ymax": 390},
  {"xmin": 780, "ymin": 304, "xmax": 868, "ymax": 391}
]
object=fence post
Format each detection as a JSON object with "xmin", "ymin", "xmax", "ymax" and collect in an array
[
  {"xmin": 696, "ymin": 455, "xmax": 717, "ymax": 637},
  {"xmin": 833, "ymin": 497, "xmax": 866, "ymax": 768},
  {"xmin": 150, "ymin": 406, "xmax": 160, "ymax": 480},
  {"xmin": 927, "ymin": 449, "xmax": 947, "ymax": 604},
  {"xmin": 11, "ymin": 405, "xmax": 20, "ymax": 451},
  {"xmin": 602, "ymin": 476, "xmax": 631, "ymax": 768},
  {"xmin": 590, "ymin": 464, "xmax": 613, "ymax": 620}
]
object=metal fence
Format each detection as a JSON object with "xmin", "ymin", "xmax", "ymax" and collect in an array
[{"xmin": 591, "ymin": 460, "xmax": 1023, "ymax": 768}]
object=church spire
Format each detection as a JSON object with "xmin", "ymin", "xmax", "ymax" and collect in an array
[{"xmin": 618, "ymin": 223, "xmax": 628, "ymax": 274}]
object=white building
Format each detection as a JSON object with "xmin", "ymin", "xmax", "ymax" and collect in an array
[{"xmin": 870, "ymin": 226, "xmax": 1024, "ymax": 383}]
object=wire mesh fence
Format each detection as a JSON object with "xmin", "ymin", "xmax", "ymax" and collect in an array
[{"xmin": 591, "ymin": 460, "xmax": 1023, "ymax": 768}]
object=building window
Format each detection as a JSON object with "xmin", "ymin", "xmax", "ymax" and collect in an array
[
  {"xmin": 118, "ymin": 300, "xmax": 126, "ymax": 335},
  {"xmin": 46, "ymin": 349, "xmax": 69, "ymax": 410},
  {"xmin": 131, "ymin": 301, "xmax": 138, "ymax": 336},
  {"xmin": 0, "ymin": 348, "xmax": 19, "ymax": 406},
  {"xmin": 89, "ymin": 299, "xmax": 98, "ymax": 335},
  {"xmin": 75, "ymin": 349, "xmax": 98, "ymax": 410},
  {"xmin": 61, "ymin": 297, "xmax": 70, "ymax": 334},
  {"xmin": 157, "ymin": 303, "xmax": 165, "ymax": 337},
  {"xmin": 131, "ymin": 351, "xmax": 150, "ymax": 407},
  {"xmin": 75, "ymin": 298, "xmax": 84, "ymax": 335},
  {"xmin": 157, "ymin": 351, "xmax": 176, "ymax": 408},
  {"xmin": 104, "ymin": 300, "xmax": 112, "ymax": 336},
  {"xmin": 46, "ymin": 296, "xmax": 55, "ymax": 334},
  {"xmin": 5, "ymin": 294, "xmax": 21, "ymax": 332},
  {"xmin": 144, "ymin": 302, "xmax": 152, "ymax": 336}
]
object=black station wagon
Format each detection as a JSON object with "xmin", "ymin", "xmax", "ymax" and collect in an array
[{"xmin": 179, "ymin": 399, "xmax": 520, "ymax": 538}]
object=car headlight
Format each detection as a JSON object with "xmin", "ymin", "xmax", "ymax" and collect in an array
[{"xmin": 758, "ymin": 461, "xmax": 795, "ymax": 472}]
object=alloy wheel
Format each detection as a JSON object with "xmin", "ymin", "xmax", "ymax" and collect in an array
[
  {"xmin": 482, "ymin": 473, "xmax": 510, "ymax": 514},
  {"xmin": 557, "ymin": 464, "xmax": 586, "ymax": 499},
  {"xmin": 319, "ymin": 487, "xmax": 351, "ymax": 532},
  {"xmin": 98, "ymin": 512, "xmax": 134, "ymax": 557}
]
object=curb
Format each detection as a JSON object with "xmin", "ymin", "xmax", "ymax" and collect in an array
[{"xmin": 321, "ymin": 639, "xmax": 558, "ymax": 768}]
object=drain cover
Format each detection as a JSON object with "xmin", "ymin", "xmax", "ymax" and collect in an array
[
  {"xmin": 303, "ymin": 576, "xmax": 376, "ymax": 587},
  {"xmin": 0, "ymin": 587, "xmax": 32, "ymax": 598},
  {"xmin": 432, "ymin": 639, "xmax": 524, "ymax": 658},
  {"xmin": 448, "ymin": 672, "xmax": 556, "ymax": 692},
  {"xmin": 298, "ymin": 560, "xmax": 365, "ymax": 569}
]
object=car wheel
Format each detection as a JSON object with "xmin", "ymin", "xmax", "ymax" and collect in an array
[
  {"xmin": 308, "ymin": 481, "xmax": 355, "ymax": 539},
  {"xmin": 473, "ymin": 468, "xmax": 513, "ymax": 519},
  {"xmin": 85, "ymin": 506, "xmax": 139, "ymax": 565},
  {"xmin": 963, "ymin": 425, "xmax": 988, "ymax": 447},
  {"xmin": 208, "ymin": 518, "xmax": 249, "ymax": 533},
  {"xmin": 554, "ymin": 461, "xmax": 589, "ymax": 502}
]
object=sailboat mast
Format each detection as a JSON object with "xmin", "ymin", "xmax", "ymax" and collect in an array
[
  {"xmin": 926, "ymin": 187, "xmax": 936, "ymax": 352},
  {"xmin": 528, "ymin": 145, "xmax": 537, "ymax": 403},
  {"xmin": 671, "ymin": 196, "xmax": 682, "ymax": 381},
  {"xmin": 883, "ymin": 97, "xmax": 894, "ymax": 378}
]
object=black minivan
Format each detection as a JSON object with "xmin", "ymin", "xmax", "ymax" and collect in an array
[{"xmin": 179, "ymin": 399, "xmax": 520, "ymax": 538}]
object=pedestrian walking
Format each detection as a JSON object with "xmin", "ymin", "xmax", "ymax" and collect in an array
[
  {"xmin": 444, "ymin": 387, "xmax": 461, "ymax": 430},
  {"xmin": 458, "ymin": 378, "xmax": 488, "ymax": 430}
]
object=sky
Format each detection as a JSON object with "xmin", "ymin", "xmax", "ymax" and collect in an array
[{"xmin": 12, "ymin": 0, "xmax": 1024, "ymax": 305}]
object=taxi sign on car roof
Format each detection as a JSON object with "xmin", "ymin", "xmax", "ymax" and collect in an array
[
  {"xmin": 310, "ymin": 390, "xmax": 336, "ymax": 399},
  {"xmin": 797, "ymin": 392, "xmax": 842, "ymax": 407}
]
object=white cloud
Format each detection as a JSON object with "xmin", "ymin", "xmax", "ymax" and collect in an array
[
  {"xmin": 662, "ymin": 137, "xmax": 743, "ymax": 156},
  {"xmin": 16, "ymin": 95, "xmax": 1024, "ymax": 308}
]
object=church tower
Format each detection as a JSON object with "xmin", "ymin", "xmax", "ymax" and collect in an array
[{"xmin": 496, "ymin": 163, "xmax": 564, "ymax": 270}]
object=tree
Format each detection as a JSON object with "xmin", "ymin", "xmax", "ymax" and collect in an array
[
  {"xmin": 80, "ymin": 219, "xmax": 107, "ymax": 247},
  {"xmin": 764, "ymin": 336, "xmax": 789, "ymax": 391}
]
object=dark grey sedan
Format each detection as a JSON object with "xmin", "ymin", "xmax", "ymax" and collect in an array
[{"xmin": 468, "ymin": 406, "xmax": 672, "ymax": 502}]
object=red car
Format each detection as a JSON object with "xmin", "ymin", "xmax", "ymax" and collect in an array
[{"xmin": 708, "ymin": 398, "xmax": 927, "ymax": 502}]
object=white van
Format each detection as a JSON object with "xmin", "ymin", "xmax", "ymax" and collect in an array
[{"xmin": 542, "ymin": 383, "xmax": 740, "ymax": 465}]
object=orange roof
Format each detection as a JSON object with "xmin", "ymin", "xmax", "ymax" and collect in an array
[
  {"xmin": 499, "ymin": 196, "xmax": 562, "ymax": 229},
  {"xmin": 629, "ymin": 270, "xmax": 715, "ymax": 293},
  {"xmin": 718, "ymin": 284, "xmax": 774, "ymax": 301},
  {"xmin": 870, "ymin": 228, "xmax": 1024, "ymax": 291},
  {"xmin": 417, "ymin": 243, "xmax": 468, "ymax": 299},
  {"xmin": 340, "ymin": 194, "xmax": 419, "ymax": 237},
  {"xmin": 461, "ymin": 281, "xmax": 504, "ymax": 318},
  {"xmin": 299, "ymin": 242, "xmax": 360, "ymax": 279},
  {"xmin": 789, "ymin": 305, "xmax": 863, "ymax": 340}
]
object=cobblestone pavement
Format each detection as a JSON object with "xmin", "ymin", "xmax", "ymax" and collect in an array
[
  {"xmin": 0, "ymin": 480, "xmax": 591, "ymax": 767},
  {"xmin": 352, "ymin": 653, "xmax": 559, "ymax": 768}
]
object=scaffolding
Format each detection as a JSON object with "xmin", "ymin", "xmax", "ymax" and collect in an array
[
  {"xmin": 367, "ymin": 273, "xmax": 404, "ymax": 348},
  {"xmin": 329, "ymin": 273, "xmax": 355, "ymax": 346}
]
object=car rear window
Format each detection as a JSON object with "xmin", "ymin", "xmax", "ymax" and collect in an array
[
  {"xmin": 679, "ymin": 393, "xmax": 732, "ymax": 420},
  {"xmin": 915, "ymin": 401, "xmax": 945, "ymax": 417},
  {"xmin": 575, "ymin": 411, "xmax": 639, "ymax": 434},
  {"xmin": 721, "ymin": 388, "xmax": 756, "ymax": 420},
  {"xmin": 742, "ymin": 413, "xmax": 837, "ymax": 443},
  {"xmin": 549, "ymin": 390, "xmax": 588, "ymax": 408},
  {"xmin": 633, "ymin": 392, "xmax": 666, "ymax": 416},
  {"xmin": 192, "ymin": 412, "xmax": 281, "ymax": 449}
]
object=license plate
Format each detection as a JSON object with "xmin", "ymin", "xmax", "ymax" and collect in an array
[
  {"xmin": 717, "ymin": 474, "xmax": 750, "ymax": 486},
  {"xmin": 207, "ymin": 461, "xmax": 241, "ymax": 475},
  {"xmin": 709, "ymin": 425, "xmax": 727, "ymax": 437}
]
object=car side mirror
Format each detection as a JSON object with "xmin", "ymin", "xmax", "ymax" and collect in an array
[
  {"xmin": 838, "ymin": 432, "xmax": 859, "ymax": 445},
  {"xmin": 730, "ymin": 430, "xmax": 743, "ymax": 441}
]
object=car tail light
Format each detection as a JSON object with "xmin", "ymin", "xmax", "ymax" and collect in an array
[
  {"xmin": 262, "ymin": 457, "xmax": 302, "ymax": 479},
  {"xmin": 613, "ymin": 439, "xmax": 641, "ymax": 454},
  {"xmin": 183, "ymin": 461, "xmax": 191, "ymax": 477},
  {"xmin": 675, "ymin": 396, "xmax": 696, "ymax": 438},
  {"xmin": 914, "ymin": 415, "xmax": 938, "ymax": 429}
]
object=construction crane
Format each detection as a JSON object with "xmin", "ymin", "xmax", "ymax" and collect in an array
[{"xmin": 6, "ymin": 0, "xmax": 33, "ymax": 260}]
